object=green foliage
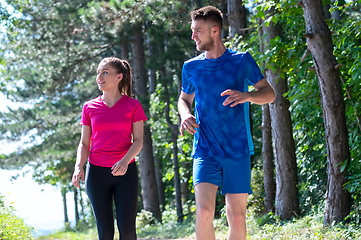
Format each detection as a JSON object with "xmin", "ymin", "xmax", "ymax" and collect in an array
[
  {"xmin": 248, "ymin": 207, "xmax": 361, "ymax": 239},
  {"xmin": 0, "ymin": 196, "xmax": 34, "ymax": 240},
  {"xmin": 330, "ymin": 1, "xmax": 361, "ymax": 203},
  {"xmin": 137, "ymin": 205, "xmax": 196, "ymax": 239},
  {"xmin": 1, "ymin": 0, "xmax": 361, "ymax": 232},
  {"xmin": 248, "ymin": 163, "xmax": 266, "ymax": 216}
]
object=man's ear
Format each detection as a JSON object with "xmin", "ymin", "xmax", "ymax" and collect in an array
[{"xmin": 213, "ymin": 26, "xmax": 219, "ymax": 35}]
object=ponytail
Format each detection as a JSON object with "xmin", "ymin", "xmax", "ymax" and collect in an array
[{"xmin": 120, "ymin": 60, "xmax": 132, "ymax": 97}]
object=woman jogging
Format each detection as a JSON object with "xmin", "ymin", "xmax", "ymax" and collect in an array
[{"xmin": 72, "ymin": 57, "xmax": 147, "ymax": 240}]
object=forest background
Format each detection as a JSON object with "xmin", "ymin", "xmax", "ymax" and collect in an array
[{"xmin": 0, "ymin": 0, "xmax": 361, "ymax": 239}]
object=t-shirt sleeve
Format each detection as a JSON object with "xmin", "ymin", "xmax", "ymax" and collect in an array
[
  {"xmin": 181, "ymin": 64, "xmax": 195, "ymax": 94},
  {"xmin": 80, "ymin": 103, "xmax": 91, "ymax": 126},
  {"xmin": 132, "ymin": 101, "xmax": 148, "ymax": 123},
  {"xmin": 244, "ymin": 52, "xmax": 265, "ymax": 86}
]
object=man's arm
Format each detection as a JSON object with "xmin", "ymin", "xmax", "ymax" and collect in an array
[
  {"xmin": 221, "ymin": 78, "xmax": 275, "ymax": 107},
  {"xmin": 178, "ymin": 91, "xmax": 199, "ymax": 136}
]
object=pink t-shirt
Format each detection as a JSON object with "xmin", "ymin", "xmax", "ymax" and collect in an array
[{"xmin": 81, "ymin": 95, "xmax": 147, "ymax": 167}]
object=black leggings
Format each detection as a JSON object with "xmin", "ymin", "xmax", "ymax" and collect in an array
[{"xmin": 85, "ymin": 162, "xmax": 138, "ymax": 240}]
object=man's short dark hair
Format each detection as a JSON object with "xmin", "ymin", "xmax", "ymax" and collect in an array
[{"xmin": 190, "ymin": 5, "xmax": 223, "ymax": 29}]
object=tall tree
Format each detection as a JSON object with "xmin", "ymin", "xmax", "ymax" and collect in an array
[
  {"xmin": 131, "ymin": 23, "xmax": 161, "ymax": 222},
  {"xmin": 227, "ymin": 0, "xmax": 248, "ymax": 38},
  {"xmin": 301, "ymin": 0, "xmax": 351, "ymax": 223},
  {"xmin": 261, "ymin": 4, "xmax": 300, "ymax": 219},
  {"xmin": 257, "ymin": 15, "xmax": 276, "ymax": 214}
]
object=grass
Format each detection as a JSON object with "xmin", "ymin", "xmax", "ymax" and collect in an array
[
  {"xmin": 36, "ymin": 229, "xmax": 98, "ymax": 240},
  {"xmin": 246, "ymin": 212, "xmax": 361, "ymax": 240},
  {"xmin": 135, "ymin": 208, "xmax": 361, "ymax": 240},
  {"xmin": 2, "ymin": 201, "xmax": 361, "ymax": 240},
  {"xmin": 37, "ymin": 211, "xmax": 361, "ymax": 240}
]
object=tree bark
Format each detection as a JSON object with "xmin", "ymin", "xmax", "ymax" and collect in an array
[
  {"xmin": 61, "ymin": 187, "xmax": 69, "ymax": 228},
  {"xmin": 73, "ymin": 187, "xmax": 80, "ymax": 226},
  {"xmin": 262, "ymin": 7, "xmax": 300, "ymax": 220},
  {"xmin": 161, "ymin": 68, "xmax": 183, "ymax": 222},
  {"xmin": 258, "ymin": 14, "xmax": 276, "ymax": 215},
  {"xmin": 301, "ymin": 0, "xmax": 351, "ymax": 224},
  {"xmin": 153, "ymin": 154, "xmax": 165, "ymax": 210},
  {"xmin": 227, "ymin": 0, "xmax": 247, "ymax": 38},
  {"xmin": 262, "ymin": 104, "xmax": 276, "ymax": 213},
  {"xmin": 131, "ymin": 23, "xmax": 161, "ymax": 222}
]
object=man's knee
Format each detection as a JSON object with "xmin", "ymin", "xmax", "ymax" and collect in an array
[
  {"xmin": 196, "ymin": 204, "xmax": 215, "ymax": 220},
  {"xmin": 227, "ymin": 210, "xmax": 246, "ymax": 225}
]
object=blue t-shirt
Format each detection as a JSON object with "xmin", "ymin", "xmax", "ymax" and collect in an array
[{"xmin": 182, "ymin": 49, "xmax": 264, "ymax": 158}]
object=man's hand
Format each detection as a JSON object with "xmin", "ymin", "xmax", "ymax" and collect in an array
[
  {"xmin": 180, "ymin": 114, "xmax": 199, "ymax": 136},
  {"xmin": 221, "ymin": 89, "xmax": 250, "ymax": 107}
]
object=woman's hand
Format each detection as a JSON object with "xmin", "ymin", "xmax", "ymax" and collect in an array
[
  {"xmin": 111, "ymin": 160, "xmax": 129, "ymax": 176},
  {"xmin": 72, "ymin": 167, "xmax": 85, "ymax": 188}
]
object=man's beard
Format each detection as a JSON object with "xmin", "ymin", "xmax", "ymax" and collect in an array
[{"xmin": 197, "ymin": 37, "xmax": 214, "ymax": 52}]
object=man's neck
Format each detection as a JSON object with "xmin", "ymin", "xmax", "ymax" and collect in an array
[{"xmin": 205, "ymin": 43, "xmax": 226, "ymax": 59}]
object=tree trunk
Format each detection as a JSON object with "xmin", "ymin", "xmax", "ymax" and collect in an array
[
  {"xmin": 301, "ymin": 0, "xmax": 351, "ymax": 224},
  {"xmin": 131, "ymin": 23, "xmax": 161, "ymax": 222},
  {"xmin": 73, "ymin": 187, "xmax": 80, "ymax": 226},
  {"xmin": 61, "ymin": 187, "xmax": 69, "ymax": 228},
  {"xmin": 262, "ymin": 7, "xmax": 300, "ymax": 220},
  {"xmin": 258, "ymin": 14, "xmax": 276, "ymax": 215},
  {"xmin": 161, "ymin": 68, "xmax": 183, "ymax": 222},
  {"xmin": 172, "ymin": 133, "xmax": 183, "ymax": 222},
  {"xmin": 176, "ymin": 69, "xmax": 191, "ymax": 205},
  {"xmin": 154, "ymin": 154, "xmax": 165, "ymax": 210},
  {"xmin": 262, "ymin": 104, "xmax": 276, "ymax": 213},
  {"xmin": 147, "ymin": 35, "xmax": 157, "ymax": 94},
  {"xmin": 121, "ymin": 40, "xmax": 130, "ymax": 60},
  {"xmin": 227, "ymin": 0, "xmax": 247, "ymax": 38}
]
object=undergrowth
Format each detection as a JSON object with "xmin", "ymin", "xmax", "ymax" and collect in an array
[{"xmin": 0, "ymin": 196, "xmax": 34, "ymax": 240}]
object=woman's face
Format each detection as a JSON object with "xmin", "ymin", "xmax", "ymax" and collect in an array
[{"xmin": 96, "ymin": 62, "xmax": 122, "ymax": 91}]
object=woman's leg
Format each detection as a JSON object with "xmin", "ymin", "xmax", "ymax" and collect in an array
[
  {"xmin": 113, "ymin": 162, "xmax": 139, "ymax": 240},
  {"xmin": 85, "ymin": 163, "xmax": 115, "ymax": 240}
]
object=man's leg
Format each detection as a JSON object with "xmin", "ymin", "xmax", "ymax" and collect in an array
[
  {"xmin": 194, "ymin": 182, "xmax": 218, "ymax": 240},
  {"xmin": 225, "ymin": 193, "xmax": 248, "ymax": 240}
]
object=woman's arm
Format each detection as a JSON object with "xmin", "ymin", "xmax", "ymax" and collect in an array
[
  {"xmin": 111, "ymin": 120, "xmax": 144, "ymax": 176},
  {"xmin": 72, "ymin": 125, "xmax": 91, "ymax": 188}
]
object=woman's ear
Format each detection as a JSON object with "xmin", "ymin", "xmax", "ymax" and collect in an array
[{"xmin": 117, "ymin": 73, "xmax": 123, "ymax": 82}]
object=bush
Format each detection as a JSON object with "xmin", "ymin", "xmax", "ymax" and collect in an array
[{"xmin": 0, "ymin": 196, "xmax": 35, "ymax": 240}]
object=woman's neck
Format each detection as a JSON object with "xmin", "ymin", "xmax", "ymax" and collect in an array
[{"xmin": 101, "ymin": 90, "xmax": 122, "ymax": 107}]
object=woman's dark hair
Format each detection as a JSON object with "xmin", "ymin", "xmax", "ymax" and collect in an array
[
  {"xmin": 100, "ymin": 57, "xmax": 132, "ymax": 97},
  {"xmin": 190, "ymin": 5, "xmax": 223, "ymax": 29}
]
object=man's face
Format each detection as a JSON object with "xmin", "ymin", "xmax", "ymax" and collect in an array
[{"xmin": 191, "ymin": 19, "xmax": 214, "ymax": 52}]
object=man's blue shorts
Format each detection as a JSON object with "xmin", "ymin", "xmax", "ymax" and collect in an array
[{"xmin": 193, "ymin": 155, "xmax": 252, "ymax": 195}]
